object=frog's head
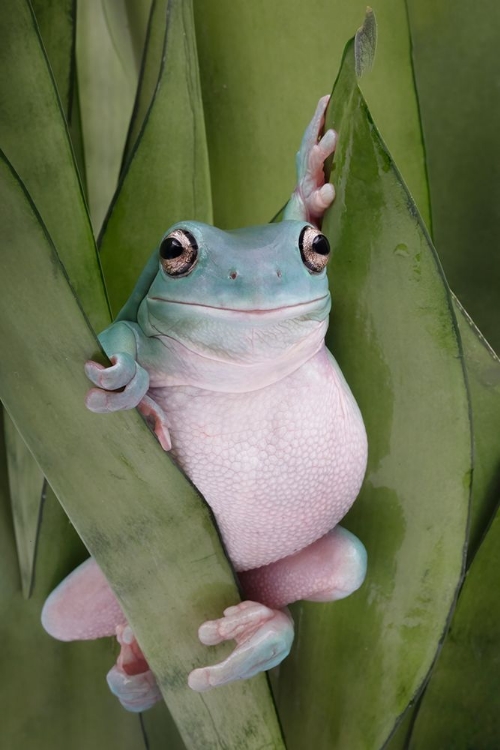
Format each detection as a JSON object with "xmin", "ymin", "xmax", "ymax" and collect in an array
[{"xmin": 137, "ymin": 220, "xmax": 332, "ymax": 364}]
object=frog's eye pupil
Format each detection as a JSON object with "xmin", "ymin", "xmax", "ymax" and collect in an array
[
  {"xmin": 160, "ymin": 237, "xmax": 183, "ymax": 260},
  {"xmin": 159, "ymin": 229, "xmax": 198, "ymax": 277},
  {"xmin": 299, "ymin": 226, "xmax": 331, "ymax": 273},
  {"xmin": 312, "ymin": 234, "xmax": 330, "ymax": 256}
]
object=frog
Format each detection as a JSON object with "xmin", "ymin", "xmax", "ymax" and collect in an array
[{"xmin": 41, "ymin": 96, "xmax": 368, "ymax": 712}]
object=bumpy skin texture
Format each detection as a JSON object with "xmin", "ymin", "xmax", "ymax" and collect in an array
[
  {"xmin": 154, "ymin": 347, "xmax": 366, "ymax": 572},
  {"xmin": 42, "ymin": 96, "xmax": 368, "ymax": 707}
]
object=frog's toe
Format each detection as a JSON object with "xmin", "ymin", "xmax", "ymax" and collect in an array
[
  {"xmin": 85, "ymin": 363, "xmax": 149, "ymax": 413},
  {"xmin": 188, "ymin": 603, "xmax": 294, "ymax": 691},
  {"xmin": 107, "ymin": 664, "xmax": 162, "ymax": 713},
  {"xmin": 85, "ymin": 353, "xmax": 136, "ymax": 390},
  {"xmin": 106, "ymin": 624, "xmax": 162, "ymax": 712}
]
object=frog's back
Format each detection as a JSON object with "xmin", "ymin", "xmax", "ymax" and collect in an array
[{"xmin": 149, "ymin": 346, "xmax": 367, "ymax": 572}]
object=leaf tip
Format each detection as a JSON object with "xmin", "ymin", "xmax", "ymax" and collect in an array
[{"xmin": 355, "ymin": 7, "xmax": 377, "ymax": 77}]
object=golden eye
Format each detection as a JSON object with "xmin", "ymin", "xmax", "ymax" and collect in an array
[
  {"xmin": 298, "ymin": 226, "xmax": 331, "ymax": 273},
  {"xmin": 159, "ymin": 229, "xmax": 198, "ymax": 277}
]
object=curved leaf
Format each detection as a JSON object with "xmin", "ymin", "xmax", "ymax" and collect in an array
[
  {"xmin": 76, "ymin": 0, "xmax": 141, "ymax": 233},
  {"xmin": 274, "ymin": 31, "xmax": 471, "ymax": 750},
  {"xmin": 409, "ymin": 503, "xmax": 500, "ymax": 749},
  {"xmin": 0, "ymin": 152, "xmax": 283, "ymax": 749},
  {"xmin": 0, "ymin": 0, "xmax": 109, "ymax": 332},
  {"xmin": 3, "ymin": 412, "xmax": 45, "ymax": 598},
  {"xmin": 121, "ymin": 0, "xmax": 168, "ymax": 167},
  {"xmin": 407, "ymin": 0, "xmax": 500, "ymax": 352},
  {"xmin": 194, "ymin": 0, "xmax": 430, "ymax": 229},
  {"xmin": 99, "ymin": 0, "xmax": 212, "ymax": 316},
  {"xmin": 454, "ymin": 300, "xmax": 500, "ymax": 560},
  {"xmin": 31, "ymin": 0, "xmax": 75, "ymax": 119}
]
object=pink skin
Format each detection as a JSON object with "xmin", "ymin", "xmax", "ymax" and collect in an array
[{"xmin": 42, "ymin": 96, "xmax": 368, "ymax": 709}]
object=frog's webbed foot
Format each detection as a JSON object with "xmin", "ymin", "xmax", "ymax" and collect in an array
[
  {"xmin": 106, "ymin": 625, "xmax": 162, "ymax": 713},
  {"xmin": 284, "ymin": 95, "xmax": 336, "ymax": 226},
  {"xmin": 42, "ymin": 558, "xmax": 162, "ymax": 713},
  {"xmin": 188, "ymin": 601, "xmax": 294, "ymax": 692},
  {"xmin": 85, "ymin": 352, "xmax": 149, "ymax": 412}
]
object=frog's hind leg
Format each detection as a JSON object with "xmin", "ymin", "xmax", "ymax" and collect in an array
[
  {"xmin": 188, "ymin": 527, "xmax": 365, "ymax": 692},
  {"xmin": 239, "ymin": 526, "xmax": 367, "ymax": 610},
  {"xmin": 42, "ymin": 558, "xmax": 162, "ymax": 712}
]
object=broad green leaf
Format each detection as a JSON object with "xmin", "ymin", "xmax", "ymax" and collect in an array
[
  {"xmin": 99, "ymin": 0, "xmax": 212, "ymax": 316},
  {"xmin": 0, "ymin": 0, "xmax": 109, "ymax": 332},
  {"xmin": 193, "ymin": 0, "xmax": 430, "ymax": 230},
  {"xmin": 3, "ymin": 412, "xmax": 45, "ymax": 598},
  {"xmin": 31, "ymin": 0, "xmax": 87, "ymax": 192},
  {"xmin": 31, "ymin": 0, "xmax": 75, "ymax": 119},
  {"xmin": 408, "ymin": 503, "xmax": 500, "ymax": 749},
  {"xmin": 453, "ymin": 299, "xmax": 500, "ymax": 560},
  {"xmin": 121, "ymin": 0, "xmax": 169, "ymax": 167},
  {"xmin": 76, "ymin": 0, "xmax": 141, "ymax": 233},
  {"xmin": 274, "ymin": 28, "xmax": 471, "ymax": 750},
  {"xmin": 0, "ymin": 153, "xmax": 283, "ymax": 750},
  {"xmin": 407, "ymin": 0, "xmax": 500, "ymax": 353}
]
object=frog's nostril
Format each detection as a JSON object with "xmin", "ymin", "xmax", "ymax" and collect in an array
[
  {"xmin": 229, "ymin": 270, "xmax": 238, "ymax": 280},
  {"xmin": 276, "ymin": 269, "xmax": 282, "ymax": 279}
]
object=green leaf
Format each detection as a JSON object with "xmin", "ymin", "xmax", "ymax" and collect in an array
[
  {"xmin": 194, "ymin": 0, "xmax": 430, "ymax": 229},
  {"xmin": 121, "ymin": 0, "xmax": 168, "ymax": 167},
  {"xmin": 453, "ymin": 299, "xmax": 500, "ymax": 561},
  {"xmin": 274, "ymin": 35, "xmax": 471, "ymax": 750},
  {"xmin": 31, "ymin": 0, "xmax": 75, "ymax": 119},
  {"xmin": 407, "ymin": 0, "xmax": 500, "ymax": 352},
  {"xmin": 0, "ymin": 0, "xmax": 109, "ymax": 332},
  {"xmin": 99, "ymin": 0, "xmax": 212, "ymax": 317},
  {"xmin": 76, "ymin": 0, "xmax": 142, "ymax": 233},
  {"xmin": 408, "ymin": 503, "xmax": 500, "ymax": 749},
  {"xmin": 3, "ymin": 412, "xmax": 45, "ymax": 598},
  {"xmin": 0, "ymin": 152, "xmax": 283, "ymax": 749}
]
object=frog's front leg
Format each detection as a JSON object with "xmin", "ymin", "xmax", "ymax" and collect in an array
[
  {"xmin": 284, "ymin": 95, "xmax": 337, "ymax": 225},
  {"xmin": 188, "ymin": 527, "xmax": 366, "ymax": 692},
  {"xmin": 85, "ymin": 321, "xmax": 171, "ymax": 450}
]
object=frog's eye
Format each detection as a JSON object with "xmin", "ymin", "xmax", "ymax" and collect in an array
[
  {"xmin": 298, "ymin": 226, "xmax": 330, "ymax": 273},
  {"xmin": 159, "ymin": 229, "xmax": 198, "ymax": 277}
]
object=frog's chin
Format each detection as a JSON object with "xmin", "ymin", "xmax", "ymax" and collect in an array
[{"xmin": 146, "ymin": 294, "xmax": 330, "ymax": 324}]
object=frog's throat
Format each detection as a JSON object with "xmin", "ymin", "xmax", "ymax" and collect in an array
[{"xmin": 145, "ymin": 320, "xmax": 328, "ymax": 393}]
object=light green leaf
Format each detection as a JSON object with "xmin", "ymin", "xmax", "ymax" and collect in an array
[
  {"xmin": 274, "ymin": 35, "xmax": 471, "ymax": 750},
  {"xmin": 31, "ymin": 0, "xmax": 75, "ymax": 119},
  {"xmin": 193, "ymin": 0, "xmax": 430, "ymax": 229},
  {"xmin": 0, "ymin": 0, "xmax": 109, "ymax": 332},
  {"xmin": 76, "ymin": 0, "xmax": 142, "ymax": 233},
  {"xmin": 409, "ymin": 503, "xmax": 500, "ymax": 749},
  {"xmin": 121, "ymin": 0, "xmax": 168, "ymax": 167},
  {"xmin": 99, "ymin": 0, "xmax": 212, "ymax": 317},
  {"xmin": 0, "ymin": 152, "xmax": 283, "ymax": 749},
  {"xmin": 3, "ymin": 412, "xmax": 45, "ymax": 599},
  {"xmin": 453, "ymin": 299, "xmax": 500, "ymax": 560},
  {"xmin": 407, "ymin": 0, "xmax": 500, "ymax": 352}
]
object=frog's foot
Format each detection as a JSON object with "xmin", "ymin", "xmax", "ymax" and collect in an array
[
  {"xmin": 106, "ymin": 625, "xmax": 162, "ymax": 712},
  {"xmin": 85, "ymin": 352, "xmax": 149, "ymax": 413},
  {"xmin": 42, "ymin": 558, "xmax": 162, "ymax": 713},
  {"xmin": 188, "ymin": 601, "xmax": 294, "ymax": 692},
  {"xmin": 284, "ymin": 95, "xmax": 337, "ymax": 225},
  {"xmin": 137, "ymin": 395, "xmax": 172, "ymax": 451},
  {"xmin": 239, "ymin": 526, "xmax": 367, "ymax": 610}
]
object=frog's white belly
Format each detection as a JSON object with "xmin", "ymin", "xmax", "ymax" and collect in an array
[{"xmin": 148, "ymin": 345, "xmax": 367, "ymax": 572}]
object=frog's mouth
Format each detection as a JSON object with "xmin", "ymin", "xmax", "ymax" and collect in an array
[{"xmin": 148, "ymin": 294, "xmax": 330, "ymax": 322}]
